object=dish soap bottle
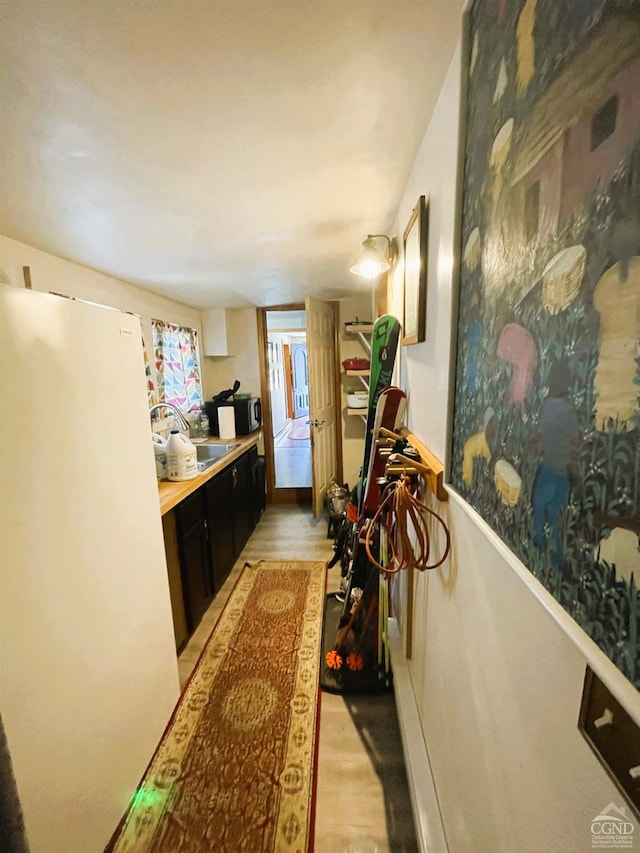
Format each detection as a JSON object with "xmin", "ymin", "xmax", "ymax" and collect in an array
[{"xmin": 166, "ymin": 430, "xmax": 198, "ymax": 481}]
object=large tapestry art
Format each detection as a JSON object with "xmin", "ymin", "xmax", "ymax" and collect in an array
[{"xmin": 451, "ymin": 0, "xmax": 640, "ymax": 688}]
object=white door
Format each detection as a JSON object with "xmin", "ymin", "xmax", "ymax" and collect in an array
[{"xmin": 305, "ymin": 296, "xmax": 338, "ymax": 516}]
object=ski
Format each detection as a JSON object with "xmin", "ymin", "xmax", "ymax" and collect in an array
[
  {"xmin": 359, "ymin": 315, "xmax": 402, "ymax": 511},
  {"xmin": 326, "ymin": 330, "xmax": 404, "ymax": 681},
  {"xmin": 326, "ymin": 315, "xmax": 402, "ymax": 574},
  {"xmin": 361, "ymin": 386, "xmax": 407, "ymax": 515},
  {"xmin": 335, "ymin": 386, "xmax": 406, "ymax": 617}
]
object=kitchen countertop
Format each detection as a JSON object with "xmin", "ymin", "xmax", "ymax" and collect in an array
[{"xmin": 158, "ymin": 431, "xmax": 261, "ymax": 515}]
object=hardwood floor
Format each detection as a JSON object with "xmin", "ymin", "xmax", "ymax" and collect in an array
[
  {"xmin": 273, "ymin": 418, "xmax": 312, "ymax": 488},
  {"xmin": 274, "ymin": 444, "xmax": 313, "ymax": 487},
  {"xmin": 178, "ymin": 505, "xmax": 418, "ymax": 852}
]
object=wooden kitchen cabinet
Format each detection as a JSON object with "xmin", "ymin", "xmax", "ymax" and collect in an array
[
  {"xmin": 161, "ymin": 511, "xmax": 189, "ymax": 652},
  {"xmin": 205, "ymin": 448, "xmax": 255, "ymax": 571},
  {"xmin": 251, "ymin": 450, "xmax": 266, "ymax": 526},
  {"xmin": 205, "ymin": 448, "xmax": 259, "ymax": 591},
  {"xmin": 162, "ymin": 443, "xmax": 264, "ymax": 650},
  {"xmin": 231, "ymin": 450, "xmax": 253, "ymax": 557},
  {"xmin": 175, "ymin": 489, "xmax": 213, "ymax": 633},
  {"xmin": 204, "ymin": 466, "xmax": 235, "ymax": 592}
]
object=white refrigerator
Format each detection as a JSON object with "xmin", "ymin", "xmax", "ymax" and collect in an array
[{"xmin": 0, "ymin": 284, "xmax": 180, "ymax": 852}]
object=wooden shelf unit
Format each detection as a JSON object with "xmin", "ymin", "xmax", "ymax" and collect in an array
[
  {"xmin": 344, "ymin": 322, "xmax": 373, "ymax": 355},
  {"xmin": 344, "ymin": 321, "xmax": 372, "ymax": 406},
  {"xmin": 343, "ymin": 321, "xmax": 373, "ymax": 423},
  {"xmin": 345, "ymin": 323, "xmax": 374, "ymax": 333}
]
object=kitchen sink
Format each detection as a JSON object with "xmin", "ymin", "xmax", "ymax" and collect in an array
[{"xmin": 196, "ymin": 442, "xmax": 239, "ymax": 472}]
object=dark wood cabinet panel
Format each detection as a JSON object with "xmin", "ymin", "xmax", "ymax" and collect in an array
[
  {"xmin": 231, "ymin": 452, "xmax": 253, "ymax": 557},
  {"xmin": 204, "ymin": 466, "xmax": 235, "ymax": 592},
  {"xmin": 161, "ymin": 510, "xmax": 189, "ymax": 652},
  {"xmin": 163, "ymin": 444, "xmax": 263, "ymax": 647},
  {"xmin": 206, "ymin": 449, "xmax": 262, "ymax": 590},
  {"xmin": 251, "ymin": 452, "xmax": 266, "ymax": 527},
  {"xmin": 175, "ymin": 490, "xmax": 212, "ymax": 633}
]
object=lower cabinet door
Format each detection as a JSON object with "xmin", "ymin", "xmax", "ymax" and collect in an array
[
  {"xmin": 251, "ymin": 455, "xmax": 266, "ymax": 527},
  {"xmin": 161, "ymin": 511, "xmax": 189, "ymax": 652},
  {"xmin": 231, "ymin": 452, "xmax": 253, "ymax": 557},
  {"xmin": 205, "ymin": 467, "xmax": 235, "ymax": 591},
  {"xmin": 175, "ymin": 490, "xmax": 212, "ymax": 632},
  {"xmin": 177, "ymin": 518, "xmax": 211, "ymax": 632}
]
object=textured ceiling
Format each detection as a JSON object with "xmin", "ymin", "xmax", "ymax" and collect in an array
[{"xmin": 0, "ymin": 1, "xmax": 462, "ymax": 308}]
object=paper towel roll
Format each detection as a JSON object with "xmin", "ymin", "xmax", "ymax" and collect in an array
[{"xmin": 218, "ymin": 406, "xmax": 236, "ymax": 439}]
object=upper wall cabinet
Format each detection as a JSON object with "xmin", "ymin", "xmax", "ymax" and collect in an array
[{"xmin": 201, "ymin": 308, "xmax": 232, "ymax": 356}]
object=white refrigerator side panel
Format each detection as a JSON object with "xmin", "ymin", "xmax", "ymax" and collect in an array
[{"xmin": 0, "ymin": 287, "xmax": 180, "ymax": 852}]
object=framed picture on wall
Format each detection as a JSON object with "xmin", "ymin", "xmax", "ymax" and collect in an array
[{"xmin": 402, "ymin": 195, "xmax": 429, "ymax": 346}]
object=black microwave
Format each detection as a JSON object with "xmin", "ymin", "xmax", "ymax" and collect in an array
[{"xmin": 205, "ymin": 397, "xmax": 262, "ymax": 436}]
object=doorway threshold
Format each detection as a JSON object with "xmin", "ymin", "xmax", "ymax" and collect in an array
[{"xmin": 271, "ymin": 487, "xmax": 311, "ymax": 506}]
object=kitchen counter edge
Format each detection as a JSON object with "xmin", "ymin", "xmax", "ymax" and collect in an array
[{"xmin": 158, "ymin": 431, "xmax": 261, "ymax": 516}]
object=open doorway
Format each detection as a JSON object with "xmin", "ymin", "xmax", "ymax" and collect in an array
[{"xmin": 261, "ymin": 307, "xmax": 312, "ymax": 497}]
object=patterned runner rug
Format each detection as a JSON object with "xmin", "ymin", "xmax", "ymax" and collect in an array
[{"xmin": 107, "ymin": 560, "xmax": 326, "ymax": 853}]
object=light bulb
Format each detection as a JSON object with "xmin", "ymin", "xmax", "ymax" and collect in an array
[{"xmin": 358, "ymin": 260, "xmax": 385, "ymax": 280}]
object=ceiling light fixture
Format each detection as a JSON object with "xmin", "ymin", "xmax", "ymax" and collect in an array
[{"xmin": 349, "ymin": 234, "xmax": 398, "ymax": 280}]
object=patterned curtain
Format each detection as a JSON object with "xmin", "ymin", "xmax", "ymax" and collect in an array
[
  {"xmin": 152, "ymin": 319, "xmax": 203, "ymax": 411},
  {"xmin": 142, "ymin": 333, "xmax": 158, "ymax": 406}
]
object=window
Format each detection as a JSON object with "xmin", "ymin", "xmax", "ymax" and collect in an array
[
  {"xmin": 590, "ymin": 95, "xmax": 618, "ymax": 151},
  {"xmin": 151, "ymin": 319, "xmax": 203, "ymax": 411}
]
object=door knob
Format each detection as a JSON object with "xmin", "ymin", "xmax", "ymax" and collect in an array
[{"xmin": 306, "ymin": 419, "xmax": 324, "ymax": 427}]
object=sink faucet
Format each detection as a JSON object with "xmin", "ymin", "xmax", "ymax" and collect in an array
[{"xmin": 149, "ymin": 402, "xmax": 191, "ymax": 432}]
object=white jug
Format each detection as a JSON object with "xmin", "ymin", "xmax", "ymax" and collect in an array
[
  {"xmin": 166, "ymin": 430, "xmax": 198, "ymax": 481},
  {"xmin": 152, "ymin": 432, "xmax": 168, "ymax": 480}
]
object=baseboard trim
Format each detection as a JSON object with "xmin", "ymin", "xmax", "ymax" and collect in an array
[{"xmin": 389, "ymin": 618, "xmax": 449, "ymax": 853}]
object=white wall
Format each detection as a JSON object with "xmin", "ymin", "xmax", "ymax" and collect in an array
[
  {"xmin": 389, "ymin": 41, "xmax": 639, "ymax": 852},
  {"xmin": 0, "ymin": 236, "xmax": 203, "ymax": 379},
  {"xmin": 266, "ymin": 310, "xmax": 306, "ymax": 330},
  {"xmin": 201, "ymin": 307, "xmax": 261, "ymax": 400}
]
